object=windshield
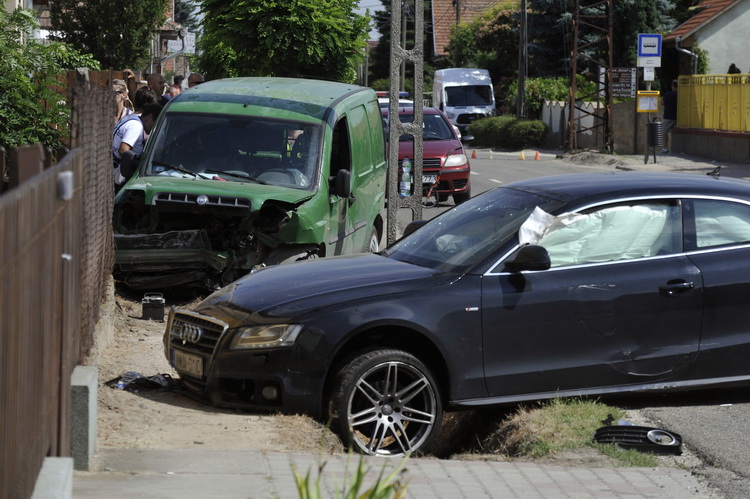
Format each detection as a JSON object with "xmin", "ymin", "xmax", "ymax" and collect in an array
[
  {"xmin": 396, "ymin": 113, "xmax": 455, "ymax": 141},
  {"xmin": 385, "ymin": 188, "xmax": 564, "ymax": 273},
  {"xmin": 445, "ymin": 85, "xmax": 493, "ymax": 107},
  {"xmin": 142, "ymin": 113, "xmax": 321, "ymax": 189}
]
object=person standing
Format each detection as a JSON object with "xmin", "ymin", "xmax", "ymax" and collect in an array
[
  {"xmin": 147, "ymin": 72, "xmax": 168, "ymax": 104},
  {"xmin": 112, "ymin": 87, "xmax": 160, "ymax": 189},
  {"xmin": 112, "ymin": 79, "xmax": 133, "ymax": 124},
  {"xmin": 187, "ymin": 72, "xmax": 204, "ymax": 88},
  {"xmin": 661, "ymin": 79, "xmax": 678, "ymax": 154}
]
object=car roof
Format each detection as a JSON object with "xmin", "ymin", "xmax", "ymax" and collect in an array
[
  {"xmin": 168, "ymin": 77, "xmax": 373, "ymax": 121},
  {"xmin": 504, "ymin": 171, "xmax": 750, "ymax": 205}
]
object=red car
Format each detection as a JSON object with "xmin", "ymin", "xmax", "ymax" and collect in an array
[{"xmin": 384, "ymin": 107, "xmax": 472, "ymax": 204}]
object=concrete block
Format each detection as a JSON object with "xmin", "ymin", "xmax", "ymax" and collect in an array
[
  {"xmin": 71, "ymin": 365, "xmax": 98, "ymax": 471},
  {"xmin": 31, "ymin": 457, "xmax": 73, "ymax": 499}
]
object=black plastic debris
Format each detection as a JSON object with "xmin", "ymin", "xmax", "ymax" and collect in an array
[
  {"xmin": 593, "ymin": 425, "xmax": 683, "ymax": 455},
  {"xmin": 105, "ymin": 372, "xmax": 178, "ymax": 391}
]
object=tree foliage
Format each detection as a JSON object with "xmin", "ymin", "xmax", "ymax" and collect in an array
[
  {"xmin": 174, "ymin": 0, "xmax": 201, "ymax": 33},
  {"xmin": 0, "ymin": 8, "xmax": 100, "ymax": 152},
  {"xmin": 196, "ymin": 0, "xmax": 369, "ymax": 83},
  {"xmin": 50, "ymin": 0, "xmax": 168, "ymax": 69}
]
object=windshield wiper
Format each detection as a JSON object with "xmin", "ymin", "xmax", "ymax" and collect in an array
[
  {"xmin": 151, "ymin": 160, "xmax": 198, "ymax": 178},
  {"xmin": 204, "ymin": 168, "xmax": 268, "ymax": 184}
]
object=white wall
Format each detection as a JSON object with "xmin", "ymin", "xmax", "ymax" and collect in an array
[{"xmin": 695, "ymin": 0, "xmax": 750, "ymax": 74}]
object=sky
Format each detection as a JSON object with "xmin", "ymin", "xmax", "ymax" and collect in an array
[{"xmin": 357, "ymin": 0, "xmax": 383, "ymax": 40}]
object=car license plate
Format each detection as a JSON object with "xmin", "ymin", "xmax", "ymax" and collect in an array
[
  {"xmin": 172, "ymin": 349, "xmax": 203, "ymax": 377},
  {"xmin": 423, "ymin": 175, "xmax": 437, "ymax": 184}
]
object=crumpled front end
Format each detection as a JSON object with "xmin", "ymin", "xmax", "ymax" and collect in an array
[{"xmin": 113, "ymin": 187, "xmax": 312, "ymax": 290}]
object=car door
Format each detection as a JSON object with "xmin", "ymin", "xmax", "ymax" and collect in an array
[
  {"xmin": 683, "ymin": 198, "xmax": 750, "ymax": 375},
  {"xmin": 481, "ymin": 199, "xmax": 704, "ymax": 397}
]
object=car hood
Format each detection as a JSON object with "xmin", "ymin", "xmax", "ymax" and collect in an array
[
  {"xmin": 397, "ymin": 139, "xmax": 464, "ymax": 160},
  {"xmin": 195, "ymin": 253, "xmax": 455, "ymax": 324},
  {"xmin": 117, "ymin": 175, "xmax": 314, "ymax": 206}
]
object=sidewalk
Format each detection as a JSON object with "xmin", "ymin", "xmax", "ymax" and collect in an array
[{"xmin": 73, "ymin": 448, "xmax": 719, "ymax": 498}]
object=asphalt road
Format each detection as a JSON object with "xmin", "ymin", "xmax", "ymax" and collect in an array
[{"xmin": 402, "ymin": 148, "xmax": 750, "ymax": 498}]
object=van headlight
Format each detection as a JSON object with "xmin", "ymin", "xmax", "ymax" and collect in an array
[
  {"xmin": 230, "ymin": 324, "xmax": 303, "ymax": 349},
  {"xmin": 444, "ymin": 153, "xmax": 468, "ymax": 167}
]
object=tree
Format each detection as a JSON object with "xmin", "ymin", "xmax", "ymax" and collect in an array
[
  {"xmin": 196, "ymin": 0, "xmax": 369, "ymax": 83},
  {"xmin": 0, "ymin": 8, "xmax": 100, "ymax": 153},
  {"xmin": 174, "ymin": 0, "xmax": 201, "ymax": 34},
  {"xmin": 50, "ymin": 0, "xmax": 168, "ymax": 69}
]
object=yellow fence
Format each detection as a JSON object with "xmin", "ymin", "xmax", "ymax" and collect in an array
[{"xmin": 678, "ymin": 74, "xmax": 750, "ymax": 132}]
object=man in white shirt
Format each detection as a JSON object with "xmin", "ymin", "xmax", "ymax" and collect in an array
[{"xmin": 112, "ymin": 103, "xmax": 162, "ymax": 189}]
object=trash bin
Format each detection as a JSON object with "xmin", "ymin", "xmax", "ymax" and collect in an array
[{"xmin": 647, "ymin": 121, "xmax": 664, "ymax": 148}]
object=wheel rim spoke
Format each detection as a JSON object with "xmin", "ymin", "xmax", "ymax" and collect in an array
[{"xmin": 347, "ymin": 359, "xmax": 437, "ymax": 456}]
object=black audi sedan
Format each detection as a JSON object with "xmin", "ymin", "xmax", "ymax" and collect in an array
[{"xmin": 164, "ymin": 171, "xmax": 750, "ymax": 456}]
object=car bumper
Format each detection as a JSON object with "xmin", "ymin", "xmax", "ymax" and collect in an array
[
  {"xmin": 164, "ymin": 310, "xmax": 326, "ymax": 417},
  {"xmin": 424, "ymin": 167, "xmax": 470, "ymax": 195}
]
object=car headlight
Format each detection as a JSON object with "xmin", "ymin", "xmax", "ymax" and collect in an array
[
  {"xmin": 444, "ymin": 153, "xmax": 468, "ymax": 167},
  {"xmin": 230, "ymin": 324, "xmax": 303, "ymax": 350}
]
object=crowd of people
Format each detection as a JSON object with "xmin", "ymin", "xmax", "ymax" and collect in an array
[{"xmin": 111, "ymin": 71, "xmax": 204, "ymax": 190}]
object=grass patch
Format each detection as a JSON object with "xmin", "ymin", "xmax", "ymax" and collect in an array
[{"xmin": 472, "ymin": 398, "xmax": 660, "ymax": 467}]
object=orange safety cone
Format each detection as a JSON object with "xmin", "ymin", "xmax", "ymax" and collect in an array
[
  {"xmin": 534, "ymin": 150, "xmax": 541, "ymax": 160},
  {"xmin": 471, "ymin": 150, "xmax": 477, "ymax": 159},
  {"xmin": 520, "ymin": 150, "xmax": 526, "ymax": 160}
]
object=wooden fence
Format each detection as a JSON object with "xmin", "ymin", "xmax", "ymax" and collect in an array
[{"xmin": 0, "ymin": 83, "xmax": 114, "ymax": 499}]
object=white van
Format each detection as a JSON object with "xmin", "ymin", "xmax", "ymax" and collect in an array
[{"xmin": 433, "ymin": 68, "xmax": 495, "ymax": 135}]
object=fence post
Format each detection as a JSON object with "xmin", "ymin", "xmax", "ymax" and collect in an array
[{"xmin": 8, "ymin": 144, "xmax": 46, "ymax": 189}]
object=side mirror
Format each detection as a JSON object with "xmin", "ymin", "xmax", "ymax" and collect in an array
[
  {"xmin": 120, "ymin": 150, "xmax": 139, "ymax": 180},
  {"xmin": 333, "ymin": 169, "xmax": 351, "ymax": 199},
  {"xmin": 462, "ymin": 134, "xmax": 475, "ymax": 143},
  {"xmin": 402, "ymin": 219, "xmax": 428, "ymax": 238},
  {"xmin": 505, "ymin": 245, "xmax": 551, "ymax": 272}
]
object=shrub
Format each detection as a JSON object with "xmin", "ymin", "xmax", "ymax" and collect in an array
[
  {"xmin": 468, "ymin": 115, "xmax": 547, "ymax": 149},
  {"xmin": 507, "ymin": 120, "xmax": 549, "ymax": 149}
]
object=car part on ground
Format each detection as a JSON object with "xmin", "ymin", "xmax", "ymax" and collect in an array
[{"xmin": 593, "ymin": 425, "xmax": 683, "ymax": 454}]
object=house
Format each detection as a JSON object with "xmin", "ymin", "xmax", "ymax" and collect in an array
[
  {"xmin": 664, "ymin": 0, "xmax": 750, "ymax": 74},
  {"xmin": 431, "ymin": 0, "xmax": 502, "ymax": 57}
]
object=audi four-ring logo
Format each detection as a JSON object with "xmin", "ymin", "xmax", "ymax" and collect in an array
[{"xmin": 173, "ymin": 323, "xmax": 204, "ymax": 344}]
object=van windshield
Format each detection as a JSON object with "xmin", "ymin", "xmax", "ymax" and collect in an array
[
  {"xmin": 142, "ymin": 113, "xmax": 320, "ymax": 189},
  {"xmin": 445, "ymin": 85, "xmax": 493, "ymax": 107}
]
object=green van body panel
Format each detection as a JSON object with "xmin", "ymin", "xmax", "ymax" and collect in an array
[{"xmin": 113, "ymin": 77, "xmax": 387, "ymax": 290}]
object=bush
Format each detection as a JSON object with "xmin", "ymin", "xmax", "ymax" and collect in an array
[
  {"xmin": 468, "ymin": 115, "xmax": 548, "ymax": 150},
  {"xmin": 507, "ymin": 120, "xmax": 548, "ymax": 149}
]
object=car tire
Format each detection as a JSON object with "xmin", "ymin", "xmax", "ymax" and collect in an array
[
  {"xmin": 453, "ymin": 185, "xmax": 471, "ymax": 205},
  {"xmin": 367, "ymin": 227, "xmax": 380, "ymax": 253},
  {"xmin": 330, "ymin": 349, "xmax": 443, "ymax": 456}
]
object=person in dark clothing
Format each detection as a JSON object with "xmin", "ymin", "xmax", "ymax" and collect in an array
[{"xmin": 661, "ymin": 79, "xmax": 678, "ymax": 153}]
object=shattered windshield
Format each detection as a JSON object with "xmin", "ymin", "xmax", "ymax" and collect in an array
[
  {"xmin": 142, "ymin": 113, "xmax": 321, "ymax": 189},
  {"xmin": 385, "ymin": 188, "xmax": 564, "ymax": 273}
]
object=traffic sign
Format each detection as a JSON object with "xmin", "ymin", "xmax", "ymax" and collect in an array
[
  {"xmin": 638, "ymin": 34, "xmax": 662, "ymax": 58},
  {"xmin": 611, "ymin": 68, "xmax": 636, "ymax": 98}
]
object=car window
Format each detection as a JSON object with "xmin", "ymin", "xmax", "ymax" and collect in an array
[
  {"xmin": 386, "ymin": 188, "xmax": 564, "ymax": 273},
  {"xmin": 143, "ymin": 113, "xmax": 320, "ymax": 189},
  {"xmin": 690, "ymin": 199, "xmax": 750, "ymax": 249},
  {"xmin": 536, "ymin": 202, "xmax": 680, "ymax": 267}
]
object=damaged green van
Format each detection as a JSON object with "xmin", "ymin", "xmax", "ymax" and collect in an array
[{"xmin": 113, "ymin": 77, "xmax": 387, "ymax": 290}]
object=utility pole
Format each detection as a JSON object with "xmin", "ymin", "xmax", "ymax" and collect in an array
[{"xmin": 517, "ymin": 0, "xmax": 527, "ymax": 119}]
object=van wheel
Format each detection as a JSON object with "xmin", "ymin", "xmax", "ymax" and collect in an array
[
  {"xmin": 330, "ymin": 349, "xmax": 443, "ymax": 456},
  {"xmin": 367, "ymin": 227, "xmax": 380, "ymax": 253}
]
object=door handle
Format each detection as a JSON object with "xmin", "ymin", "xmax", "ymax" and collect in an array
[{"xmin": 659, "ymin": 281, "xmax": 695, "ymax": 296}]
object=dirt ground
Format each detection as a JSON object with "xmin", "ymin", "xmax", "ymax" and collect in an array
[
  {"xmin": 94, "ymin": 288, "xmax": 701, "ymax": 469},
  {"xmin": 95, "ymin": 290, "xmax": 342, "ymax": 454}
]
